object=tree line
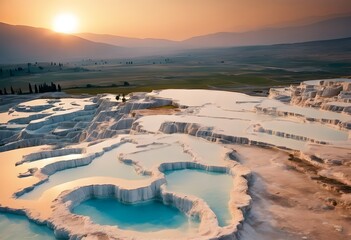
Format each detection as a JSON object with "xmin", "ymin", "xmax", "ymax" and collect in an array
[
  {"xmin": 0, "ymin": 62, "xmax": 65, "ymax": 78},
  {"xmin": 0, "ymin": 82, "xmax": 62, "ymax": 95}
]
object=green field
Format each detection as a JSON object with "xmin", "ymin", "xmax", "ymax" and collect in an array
[{"xmin": 1, "ymin": 38, "xmax": 350, "ymax": 95}]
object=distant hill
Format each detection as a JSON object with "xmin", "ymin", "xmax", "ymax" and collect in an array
[
  {"xmin": 1, "ymin": 15, "xmax": 351, "ymax": 63},
  {"xmin": 77, "ymin": 15, "xmax": 351, "ymax": 50},
  {"xmin": 182, "ymin": 15, "xmax": 351, "ymax": 48},
  {"xmin": 76, "ymin": 33, "xmax": 178, "ymax": 49},
  {"xmin": 0, "ymin": 22, "xmax": 131, "ymax": 63}
]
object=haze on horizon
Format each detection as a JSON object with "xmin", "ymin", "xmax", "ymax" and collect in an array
[{"xmin": 1, "ymin": 0, "xmax": 351, "ymax": 40}]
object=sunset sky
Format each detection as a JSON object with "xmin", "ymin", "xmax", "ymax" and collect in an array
[{"xmin": 1, "ymin": 0, "xmax": 351, "ymax": 40}]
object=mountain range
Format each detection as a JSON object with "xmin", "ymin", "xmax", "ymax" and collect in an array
[
  {"xmin": 181, "ymin": 15, "xmax": 351, "ymax": 48},
  {"xmin": 1, "ymin": 15, "xmax": 351, "ymax": 63},
  {"xmin": 78, "ymin": 15, "xmax": 351, "ymax": 49},
  {"xmin": 0, "ymin": 22, "xmax": 133, "ymax": 63}
]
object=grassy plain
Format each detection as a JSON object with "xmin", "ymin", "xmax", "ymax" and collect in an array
[{"xmin": 1, "ymin": 37, "xmax": 350, "ymax": 95}]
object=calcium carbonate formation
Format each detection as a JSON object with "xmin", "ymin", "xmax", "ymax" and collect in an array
[{"xmin": 0, "ymin": 78, "xmax": 350, "ymax": 239}]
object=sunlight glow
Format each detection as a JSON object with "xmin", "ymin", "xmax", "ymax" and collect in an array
[{"xmin": 53, "ymin": 13, "xmax": 78, "ymax": 34}]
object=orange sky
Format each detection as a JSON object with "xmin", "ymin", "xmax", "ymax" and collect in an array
[{"xmin": 1, "ymin": 0, "xmax": 351, "ymax": 40}]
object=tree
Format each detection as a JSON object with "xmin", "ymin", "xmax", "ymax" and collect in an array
[
  {"xmin": 27, "ymin": 63, "xmax": 31, "ymax": 73},
  {"xmin": 57, "ymin": 84, "xmax": 61, "ymax": 92},
  {"xmin": 35, "ymin": 84, "xmax": 38, "ymax": 93},
  {"xmin": 3, "ymin": 88, "xmax": 7, "ymax": 95},
  {"xmin": 0, "ymin": 89, "xmax": 3, "ymax": 95},
  {"xmin": 18, "ymin": 88, "xmax": 22, "ymax": 95},
  {"xmin": 123, "ymin": 81, "xmax": 130, "ymax": 86},
  {"xmin": 51, "ymin": 82, "xmax": 57, "ymax": 91},
  {"xmin": 29, "ymin": 83, "xmax": 33, "ymax": 94},
  {"xmin": 10, "ymin": 86, "xmax": 14, "ymax": 94}
]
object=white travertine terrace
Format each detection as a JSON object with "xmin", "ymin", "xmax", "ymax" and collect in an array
[{"xmin": 0, "ymin": 78, "xmax": 350, "ymax": 239}]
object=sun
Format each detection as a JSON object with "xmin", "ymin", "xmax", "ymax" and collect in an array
[{"xmin": 53, "ymin": 13, "xmax": 78, "ymax": 34}]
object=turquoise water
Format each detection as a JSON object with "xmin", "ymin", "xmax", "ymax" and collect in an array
[
  {"xmin": 73, "ymin": 198, "xmax": 198, "ymax": 232},
  {"xmin": 21, "ymin": 145, "xmax": 147, "ymax": 200},
  {"xmin": 0, "ymin": 212, "xmax": 55, "ymax": 240},
  {"xmin": 165, "ymin": 169, "xmax": 233, "ymax": 227}
]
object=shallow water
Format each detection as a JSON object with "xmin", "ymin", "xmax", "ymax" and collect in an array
[
  {"xmin": 24, "ymin": 154, "xmax": 83, "ymax": 169},
  {"xmin": 250, "ymin": 132, "xmax": 307, "ymax": 150},
  {"xmin": 180, "ymin": 136, "xmax": 228, "ymax": 166},
  {"xmin": 21, "ymin": 143, "xmax": 147, "ymax": 200},
  {"xmin": 73, "ymin": 198, "xmax": 198, "ymax": 232},
  {"xmin": 165, "ymin": 169, "xmax": 233, "ymax": 227},
  {"xmin": 261, "ymin": 120, "xmax": 349, "ymax": 142},
  {"xmin": 126, "ymin": 144, "xmax": 193, "ymax": 170},
  {"xmin": 0, "ymin": 212, "xmax": 55, "ymax": 240}
]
